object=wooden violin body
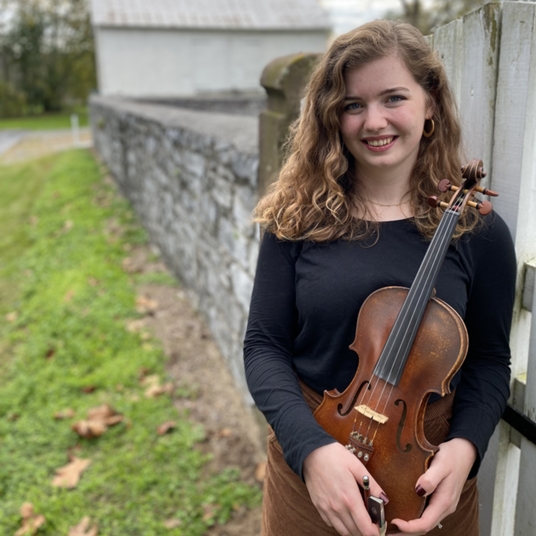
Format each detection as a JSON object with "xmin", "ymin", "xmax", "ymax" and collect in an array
[
  {"xmin": 313, "ymin": 160, "xmax": 492, "ymax": 530},
  {"xmin": 314, "ymin": 286, "xmax": 468, "ymax": 527}
]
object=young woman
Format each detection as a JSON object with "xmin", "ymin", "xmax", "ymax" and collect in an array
[{"xmin": 243, "ymin": 20, "xmax": 516, "ymax": 536}]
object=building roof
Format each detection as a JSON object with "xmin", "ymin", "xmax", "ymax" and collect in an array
[{"xmin": 90, "ymin": 0, "xmax": 331, "ymax": 31}]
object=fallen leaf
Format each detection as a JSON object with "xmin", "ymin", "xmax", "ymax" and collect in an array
[
  {"xmin": 126, "ymin": 319, "xmax": 145, "ymax": 333},
  {"xmin": 145, "ymin": 383, "xmax": 174, "ymax": 398},
  {"xmin": 136, "ymin": 295, "xmax": 158, "ymax": 314},
  {"xmin": 52, "ymin": 456, "xmax": 91, "ymax": 488},
  {"xmin": 157, "ymin": 421, "xmax": 176, "ymax": 435},
  {"xmin": 72, "ymin": 420, "xmax": 108, "ymax": 438},
  {"xmin": 163, "ymin": 518, "xmax": 182, "ymax": 529},
  {"xmin": 15, "ymin": 503, "xmax": 45, "ymax": 536},
  {"xmin": 72, "ymin": 404, "xmax": 123, "ymax": 438},
  {"xmin": 81, "ymin": 385, "xmax": 96, "ymax": 393},
  {"xmin": 140, "ymin": 373, "xmax": 160, "ymax": 386},
  {"xmin": 5, "ymin": 311, "xmax": 17, "ymax": 322},
  {"xmin": 202, "ymin": 503, "xmax": 218, "ymax": 522},
  {"xmin": 54, "ymin": 408, "xmax": 75, "ymax": 420},
  {"xmin": 64, "ymin": 289, "xmax": 76, "ymax": 302},
  {"xmin": 255, "ymin": 461, "xmax": 267, "ymax": 482},
  {"xmin": 87, "ymin": 404, "xmax": 122, "ymax": 424},
  {"xmin": 68, "ymin": 516, "xmax": 98, "ymax": 536}
]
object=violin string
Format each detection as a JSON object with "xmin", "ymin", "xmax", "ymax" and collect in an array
[
  {"xmin": 368, "ymin": 210, "xmax": 457, "ymax": 438},
  {"xmin": 365, "ymin": 208, "xmax": 458, "ymax": 443},
  {"xmin": 350, "ymin": 188, "xmax": 467, "ymax": 444},
  {"xmin": 356, "ymin": 198, "xmax": 463, "ymax": 443},
  {"xmin": 350, "ymin": 211, "xmax": 456, "ymax": 439}
]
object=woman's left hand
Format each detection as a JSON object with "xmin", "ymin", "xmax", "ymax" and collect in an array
[{"xmin": 388, "ymin": 438, "xmax": 477, "ymax": 535}]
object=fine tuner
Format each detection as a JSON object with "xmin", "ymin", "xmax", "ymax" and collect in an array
[{"xmin": 428, "ymin": 160, "xmax": 498, "ymax": 215}]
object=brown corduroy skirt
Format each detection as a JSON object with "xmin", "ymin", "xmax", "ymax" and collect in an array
[{"xmin": 262, "ymin": 383, "xmax": 479, "ymax": 536}]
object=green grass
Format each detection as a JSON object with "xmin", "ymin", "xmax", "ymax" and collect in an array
[
  {"xmin": 0, "ymin": 150, "xmax": 261, "ymax": 535},
  {"xmin": 0, "ymin": 107, "xmax": 89, "ymax": 130}
]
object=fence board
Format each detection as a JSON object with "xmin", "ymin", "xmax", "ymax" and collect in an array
[
  {"xmin": 458, "ymin": 4, "xmax": 501, "ymax": 180},
  {"xmin": 432, "ymin": 18, "xmax": 463, "ymax": 102},
  {"xmin": 489, "ymin": 3, "xmax": 536, "ymax": 535}
]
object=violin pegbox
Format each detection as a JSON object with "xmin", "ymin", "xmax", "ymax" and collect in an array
[{"xmin": 428, "ymin": 159, "xmax": 498, "ymax": 215}]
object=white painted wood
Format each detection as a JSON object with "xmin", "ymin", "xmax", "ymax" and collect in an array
[
  {"xmin": 458, "ymin": 4, "xmax": 501, "ymax": 184},
  {"xmin": 94, "ymin": 28, "xmax": 328, "ymax": 97},
  {"xmin": 488, "ymin": 3, "xmax": 536, "ymax": 535},
  {"xmin": 432, "ymin": 18, "xmax": 463, "ymax": 104},
  {"xmin": 515, "ymin": 440, "xmax": 536, "ymax": 535},
  {"xmin": 491, "ymin": 422, "xmax": 521, "ymax": 536}
]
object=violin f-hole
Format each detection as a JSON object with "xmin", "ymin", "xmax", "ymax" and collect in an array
[
  {"xmin": 337, "ymin": 381, "xmax": 369, "ymax": 417},
  {"xmin": 395, "ymin": 399, "xmax": 413, "ymax": 453}
]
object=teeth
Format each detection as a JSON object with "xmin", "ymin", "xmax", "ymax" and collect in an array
[{"xmin": 367, "ymin": 137, "xmax": 393, "ymax": 147}]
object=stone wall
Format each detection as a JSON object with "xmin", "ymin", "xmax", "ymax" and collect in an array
[{"xmin": 90, "ymin": 95, "xmax": 259, "ymax": 396}]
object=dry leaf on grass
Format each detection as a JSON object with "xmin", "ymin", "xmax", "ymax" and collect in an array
[
  {"xmin": 63, "ymin": 289, "xmax": 76, "ymax": 302},
  {"xmin": 157, "ymin": 421, "xmax": 176, "ymax": 435},
  {"xmin": 15, "ymin": 503, "xmax": 46, "ymax": 536},
  {"xmin": 72, "ymin": 404, "xmax": 123, "ymax": 439},
  {"xmin": 54, "ymin": 408, "xmax": 75, "ymax": 420},
  {"xmin": 145, "ymin": 383, "xmax": 174, "ymax": 398},
  {"xmin": 136, "ymin": 295, "xmax": 158, "ymax": 315},
  {"xmin": 52, "ymin": 456, "xmax": 91, "ymax": 488},
  {"xmin": 255, "ymin": 461, "xmax": 267, "ymax": 483},
  {"xmin": 68, "ymin": 516, "xmax": 98, "ymax": 536},
  {"xmin": 126, "ymin": 319, "xmax": 145, "ymax": 333},
  {"xmin": 163, "ymin": 518, "xmax": 182, "ymax": 529},
  {"xmin": 5, "ymin": 311, "xmax": 18, "ymax": 322}
]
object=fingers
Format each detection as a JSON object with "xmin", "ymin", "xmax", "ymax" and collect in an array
[
  {"xmin": 303, "ymin": 443, "xmax": 382, "ymax": 536},
  {"xmin": 350, "ymin": 464, "xmax": 390, "ymax": 506}
]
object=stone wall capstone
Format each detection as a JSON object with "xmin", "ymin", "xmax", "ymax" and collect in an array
[{"xmin": 90, "ymin": 95, "xmax": 259, "ymax": 398}]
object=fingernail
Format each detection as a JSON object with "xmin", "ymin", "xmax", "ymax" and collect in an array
[
  {"xmin": 416, "ymin": 485, "xmax": 426, "ymax": 497},
  {"xmin": 380, "ymin": 492, "xmax": 390, "ymax": 504}
]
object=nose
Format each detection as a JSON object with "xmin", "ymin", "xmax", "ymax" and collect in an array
[{"xmin": 363, "ymin": 104, "xmax": 388, "ymax": 133}]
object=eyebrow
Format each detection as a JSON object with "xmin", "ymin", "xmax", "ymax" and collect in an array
[{"xmin": 344, "ymin": 87, "xmax": 411, "ymax": 100}]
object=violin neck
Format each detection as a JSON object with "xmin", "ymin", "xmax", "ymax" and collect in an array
[{"xmin": 373, "ymin": 209, "xmax": 461, "ymax": 385}]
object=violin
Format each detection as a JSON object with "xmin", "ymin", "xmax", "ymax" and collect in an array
[{"xmin": 313, "ymin": 160, "xmax": 497, "ymax": 530}]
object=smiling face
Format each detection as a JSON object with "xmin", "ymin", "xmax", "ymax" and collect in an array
[{"xmin": 340, "ymin": 54, "xmax": 434, "ymax": 185}]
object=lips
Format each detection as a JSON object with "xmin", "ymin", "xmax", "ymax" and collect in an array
[{"xmin": 361, "ymin": 136, "xmax": 397, "ymax": 151}]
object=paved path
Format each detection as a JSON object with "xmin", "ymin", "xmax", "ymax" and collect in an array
[{"xmin": 0, "ymin": 128, "xmax": 92, "ymax": 164}]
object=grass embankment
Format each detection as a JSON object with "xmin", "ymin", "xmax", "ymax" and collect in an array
[
  {"xmin": 0, "ymin": 150, "xmax": 261, "ymax": 534},
  {"xmin": 0, "ymin": 108, "xmax": 89, "ymax": 130}
]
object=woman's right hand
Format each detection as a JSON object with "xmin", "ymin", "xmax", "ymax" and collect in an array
[{"xmin": 303, "ymin": 442, "xmax": 387, "ymax": 536}]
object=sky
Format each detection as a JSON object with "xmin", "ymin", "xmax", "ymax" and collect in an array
[{"xmin": 320, "ymin": 0, "xmax": 434, "ymax": 35}]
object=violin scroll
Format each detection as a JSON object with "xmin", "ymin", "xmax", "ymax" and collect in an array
[{"xmin": 429, "ymin": 159, "xmax": 498, "ymax": 215}]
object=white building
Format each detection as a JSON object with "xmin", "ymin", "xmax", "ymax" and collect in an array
[{"xmin": 89, "ymin": 0, "xmax": 331, "ymax": 97}]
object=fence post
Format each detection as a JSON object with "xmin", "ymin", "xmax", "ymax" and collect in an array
[{"xmin": 258, "ymin": 53, "xmax": 322, "ymax": 198}]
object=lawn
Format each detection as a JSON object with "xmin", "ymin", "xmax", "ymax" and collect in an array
[
  {"xmin": 0, "ymin": 108, "xmax": 89, "ymax": 131},
  {"xmin": 0, "ymin": 150, "xmax": 261, "ymax": 535}
]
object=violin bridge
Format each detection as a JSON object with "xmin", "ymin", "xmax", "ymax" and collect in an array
[{"xmin": 354, "ymin": 404, "xmax": 389, "ymax": 424}]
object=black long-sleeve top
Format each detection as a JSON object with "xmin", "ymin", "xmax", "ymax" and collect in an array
[{"xmin": 244, "ymin": 213, "xmax": 516, "ymax": 480}]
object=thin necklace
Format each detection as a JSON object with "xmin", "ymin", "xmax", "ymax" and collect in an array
[{"xmin": 362, "ymin": 198, "xmax": 411, "ymax": 208}]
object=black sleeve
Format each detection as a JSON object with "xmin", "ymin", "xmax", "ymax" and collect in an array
[
  {"xmin": 243, "ymin": 232, "xmax": 335, "ymax": 478},
  {"xmin": 447, "ymin": 213, "xmax": 517, "ymax": 478}
]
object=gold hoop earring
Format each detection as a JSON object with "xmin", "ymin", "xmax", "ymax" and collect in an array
[{"xmin": 423, "ymin": 118, "xmax": 435, "ymax": 138}]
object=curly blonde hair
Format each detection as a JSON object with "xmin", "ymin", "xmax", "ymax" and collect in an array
[{"xmin": 255, "ymin": 20, "xmax": 478, "ymax": 241}]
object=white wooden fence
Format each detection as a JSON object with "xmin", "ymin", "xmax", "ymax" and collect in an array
[{"xmin": 430, "ymin": 2, "xmax": 536, "ymax": 534}]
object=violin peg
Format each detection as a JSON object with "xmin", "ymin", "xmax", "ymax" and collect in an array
[
  {"xmin": 467, "ymin": 199, "xmax": 493, "ymax": 215},
  {"xmin": 428, "ymin": 196, "xmax": 449, "ymax": 210},
  {"xmin": 478, "ymin": 187, "xmax": 499, "ymax": 197},
  {"xmin": 438, "ymin": 179, "xmax": 451, "ymax": 193}
]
